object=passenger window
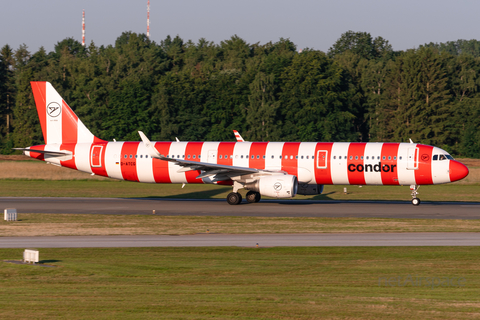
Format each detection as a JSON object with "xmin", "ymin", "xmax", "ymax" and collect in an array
[
  {"xmin": 124, "ymin": 155, "xmax": 127, "ymax": 159},
  {"xmin": 251, "ymin": 155, "xmax": 254, "ymax": 159},
  {"xmin": 285, "ymin": 155, "xmax": 288, "ymax": 159},
  {"xmin": 382, "ymin": 156, "xmax": 385, "ymax": 160},
  {"xmin": 349, "ymin": 156, "xmax": 353, "ymax": 160},
  {"xmin": 188, "ymin": 155, "xmax": 191, "ymax": 159},
  {"xmin": 257, "ymin": 155, "xmax": 260, "ymax": 159},
  {"xmin": 219, "ymin": 155, "xmax": 222, "ymax": 159},
  {"xmin": 230, "ymin": 155, "xmax": 233, "ymax": 159},
  {"xmin": 355, "ymin": 156, "xmax": 358, "ymax": 160},
  {"xmin": 361, "ymin": 156, "xmax": 363, "ymax": 160},
  {"xmin": 394, "ymin": 156, "xmax": 396, "ymax": 160},
  {"xmin": 129, "ymin": 154, "xmax": 132, "ymax": 159},
  {"xmin": 306, "ymin": 155, "xmax": 309, "ymax": 159},
  {"xmin": 140, "ymin": 155, "xmax": 143, "ymax": 158},
  {"xmin": 366, "ymin": 156, "xmax": 369, "ymax": 160},
  {"xmin": 262, "ymin": 155, "xmax": 265, "ymax": 159},
  {"xmin": 333, "ymin": 156, "xmax": 336, "ymax": 160},
  {"xmin": 399, "ymin": 156, "xmax": 402, "ymax": 160},
  {"xmin": 241, "ymin": 155, "xmax": 243, "ymax": 159},
  {"xmin": 290, "ymin": 155, "xmax": 293, "ymax": 160},
  {"xmin": 199, "ymin": 155, "xmax": 201, "ymax": 159},
  {"xmin": 312, "ymin": 156, "xmax": 314, "ymax": 159},
  {"xmin": 388, "ymin": 156, "xmax": 391, "ymax": 160},
  {"xmin": 271, "ymin": 155, "xmax": 274, "ymax": 159},
  {"xmin": 225, "ymin": 155, "xmax": 228, "ymax": 159},
  {"xmin": 193, "ymin": 155, "xmax": 196, "ymax": 159},
  {"xmin": 302, "ymin": 155, "xmax": 304, "ymax": 159}
]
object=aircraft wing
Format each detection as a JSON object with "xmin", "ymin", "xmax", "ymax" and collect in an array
[{"xmin": 138, "ymin": 131, "xmax": 266, "ymax": 180}]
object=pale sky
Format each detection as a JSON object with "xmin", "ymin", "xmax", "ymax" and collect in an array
[{"xmin": 1, "ymin": 0, "xmax": 479, "ymax": 54}]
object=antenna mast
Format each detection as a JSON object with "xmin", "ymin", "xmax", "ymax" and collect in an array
[
  {"xmin": 147, "ymin": 0, "xmax": 150, "ymax": 40},
  {"xmin": 82, "ymin": 10, "xmax": 85, "ymax": 46}
]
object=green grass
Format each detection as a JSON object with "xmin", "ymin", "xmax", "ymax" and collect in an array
[
  {"xmin": 1, "ymin": 179, "xmax": 480, "ymax": 202},
  {"xmin": 1, "ymin": 247, "xmax": 479, "ymax": 319},
  {"xmin": 3, "ymin": 214, "xmax": 480, "ymax": 236}
]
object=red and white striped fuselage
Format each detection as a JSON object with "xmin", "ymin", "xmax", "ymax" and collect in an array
[{"xmin": 26, "ymin": 140, "xmax": 467, "ymax": 187}]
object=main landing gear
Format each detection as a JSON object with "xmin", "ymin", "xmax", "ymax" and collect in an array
[
  {"xmin": 226, "ymin": 191, "xmax": 261, "ymax": 205},
  {"xmin": 410, "ymin": 185, "xmax": 421, "ymax": 206}
]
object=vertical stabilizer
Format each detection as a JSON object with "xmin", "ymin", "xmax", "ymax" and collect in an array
[{"xmin": 30, "ymin": 81, "xmax": 102, "ymax": 144}]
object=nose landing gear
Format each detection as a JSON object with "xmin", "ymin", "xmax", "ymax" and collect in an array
[{"xmin": 410, "ymin": 185, "xmax": 421, "ymax": 206}]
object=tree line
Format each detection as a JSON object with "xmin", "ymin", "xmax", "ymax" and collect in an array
[{"xmin": 1, "ymin": 31, "xmax": 480, "ymax": 157}]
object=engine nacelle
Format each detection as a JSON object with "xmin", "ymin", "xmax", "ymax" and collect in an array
[
  {"xmin": 245, "ymin": 174, "xmax": 298, "ymax": 198},
  {"xmin": 297, "ymin": 184, "xmax": 324, "ymax": 195}
]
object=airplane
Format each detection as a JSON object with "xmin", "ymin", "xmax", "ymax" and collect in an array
[{"xmin": 15, "ymin": 81, "xmax": 469, "ymax": 206}]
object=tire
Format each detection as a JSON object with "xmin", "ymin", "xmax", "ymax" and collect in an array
[
  {"xmin": 254, "ymin": 192, "xmax": 261, "ymax": 203},
  {"xmin": 411, "ymin": 198, "xmax": 421, "ymax": 206},
  {"xmin": 227, "ymin": 192, "xmax": 241, "ymax": 205},
  {"xmin": 246, "ymin": 191, "xmax": 257, "ymax": 203}
]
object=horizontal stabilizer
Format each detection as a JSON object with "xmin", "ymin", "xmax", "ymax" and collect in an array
[{"xmin": 13, "ymin": 148, "xmax": 72, "ymax": 156}]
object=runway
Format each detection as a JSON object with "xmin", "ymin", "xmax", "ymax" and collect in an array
[
  {"xmin": 2, "ymin": 233, "xmax": 480, "ymax": 248},
  {"xmin": 1, "ymin": 197, "xmax": 480, "ymax": 219}
]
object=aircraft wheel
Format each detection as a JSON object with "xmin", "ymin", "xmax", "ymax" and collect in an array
[
  {"xmin": 246, "ymin": 191, "xmax": 257, "ymax": 203},
  {"xmin": 227, "ymin": 192, "xmax": 242, "ymax": 205},
  {"xmin": 254, "ymin": 192, "xmax": 261, "ymax": 203},
  {"xmin": 411, "ymin": 198, "xmax": 421, "ymax": 206}
]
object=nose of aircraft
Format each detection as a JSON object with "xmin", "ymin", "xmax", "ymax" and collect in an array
[{"xmin": 449, "ymin": 160, "xmax": 469, "ymax": 182}]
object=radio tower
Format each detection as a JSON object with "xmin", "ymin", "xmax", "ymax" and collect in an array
[
  {"xmin": 147, "ymin": 0, "xmax": 150, "ymax": 40},
  {"xmin": 82, "ymin": 10, "xmax": 85, "ymax": 46}
]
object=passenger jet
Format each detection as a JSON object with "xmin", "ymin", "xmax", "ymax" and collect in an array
[{"xmin": 16, "ymin": 82, "xmax": 469, "ymax": 205}]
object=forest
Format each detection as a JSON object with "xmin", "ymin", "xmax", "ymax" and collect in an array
[{"xmin": 1, "ymin": 30, "xmax": 480, "ymax": 157}]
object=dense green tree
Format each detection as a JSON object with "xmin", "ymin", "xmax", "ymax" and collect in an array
[
  {"xmin": 380, "ymin": 48, "xmax": 452, "ymax": 147},
  {"xmin": 422, "ymin": 39, "xmax": 480, "ymax": 57},
  {"xmin": 328, "ymin": 31, "xmax": 393, "ymax": 60},
  {"xmin": 243, "ymin": 72, "xmax": 279, "ymax": 141},
  {"xmin": 279, "ymin": 50, "xmax": 357, "ymax": 141}
]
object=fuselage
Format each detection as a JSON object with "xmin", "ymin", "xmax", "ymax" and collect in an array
[{"xmin": 26, "ymin": 141, "xmax": 469, "ymax": 187}]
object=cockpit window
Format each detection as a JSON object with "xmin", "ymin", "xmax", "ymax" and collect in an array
[{"xmin": 434, "ymin": 154, "xmax": 453, "ymax": 161}]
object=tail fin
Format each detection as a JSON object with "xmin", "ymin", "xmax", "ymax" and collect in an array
[{"xmin": 30, "ymin": 81, "xmax": 102, "ymax": 145}]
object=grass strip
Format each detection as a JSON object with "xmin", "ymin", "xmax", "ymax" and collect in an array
[
  {"xmin": 0, "ymin": 247, "xmax": 479, "ymax": 319},
  {"xmin": 2, "ymin": 214, "xmax": 480, "ymax": 236},
  {"xmin": 1, "ymin": 179, "xmax": 480, "ymax": 202}
]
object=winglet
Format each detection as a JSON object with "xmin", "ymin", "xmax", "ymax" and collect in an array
[
  {"xmin": 138, "ymin": 131, "xmax": 165, "ymax": 160},
  {"xmin": 233, "ymin": 130, "xmax": 245, "ymax": 142},
  {"xmin": 409, "ymin": 138, "xmax": 414, "ymax": 144}
]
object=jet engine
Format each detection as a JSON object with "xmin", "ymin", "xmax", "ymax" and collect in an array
[
  {"xmin": 245, "ymin": 175, "xmax": 298, "ymax": 198},
  {"xmin": 297, "ymin": 184, "xmax": 324, "ymax": 195}
]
